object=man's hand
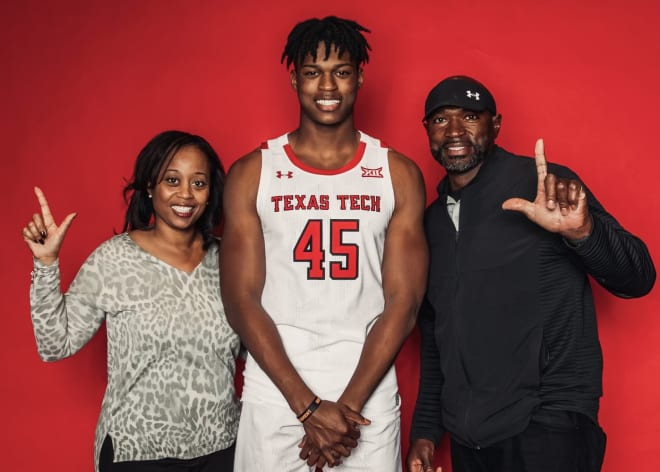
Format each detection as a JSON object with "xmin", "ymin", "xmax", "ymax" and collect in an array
[
  {"xmin": 502, "ymin": 139, "xmax": 592, "ymax": 242},
  {"xmin": 406, "ymin": 438, "xmax": 440, "ymax": 472},
  {"xmin": 298, "ymin": 401, "xmax": 369, "ymax": 468}
]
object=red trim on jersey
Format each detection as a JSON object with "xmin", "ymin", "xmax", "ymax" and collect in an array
[{"xmin": 283, "ymin": 141, "xmax": 367, "ymax": 175}]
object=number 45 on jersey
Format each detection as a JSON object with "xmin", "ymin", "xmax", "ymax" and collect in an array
[{"xmin": 293, "ymin": 219, "xmax": 360, "ymax": 280}]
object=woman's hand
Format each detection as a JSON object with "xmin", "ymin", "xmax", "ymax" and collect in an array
[{"xmin": 22, "ymin": 186, "xmax": 76, "ymax": 265}]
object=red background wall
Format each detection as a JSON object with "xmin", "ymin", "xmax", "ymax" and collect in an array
[{"xmin": 2, "ymin": 1, "xmax": 659, "ymax": 470}]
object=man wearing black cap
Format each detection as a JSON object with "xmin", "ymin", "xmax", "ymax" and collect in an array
[{"xmin": 407, "ymin": 75, "xmax": 655, "ymax": 472}]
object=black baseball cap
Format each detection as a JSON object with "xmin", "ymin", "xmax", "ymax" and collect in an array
[{"xmin": 423, "ymin": 75, "xmax": 497, "ymax": 120}]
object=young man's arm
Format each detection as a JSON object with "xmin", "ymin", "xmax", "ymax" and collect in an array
[
  {"xmin": 220, "ymin": 151, "xmax": 366, "ymax": 466},
  {"xmin": 338, "ymin": 150, "xmax": 429, "ymax": 412}
]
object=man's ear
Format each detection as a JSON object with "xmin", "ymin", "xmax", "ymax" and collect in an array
[
  {"xmin": 492, "ymin": 114, "xmax": 502, "ymax": 138},
  {"xmin": 290, "ymin": 69, "xmax": 298, "ymax": 91},
  {"xmin": 357, "ymin": 68, "xmax": 364, "ymax": 89}
]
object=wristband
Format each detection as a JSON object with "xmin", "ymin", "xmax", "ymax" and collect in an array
[{"xmin": 297, "ymin": 396, "xmax": 322, "ymax": 423}]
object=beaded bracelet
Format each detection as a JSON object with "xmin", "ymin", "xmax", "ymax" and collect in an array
[{"xmin": 297, "ymin": 396, "xmax": 322, "ymax": 423}]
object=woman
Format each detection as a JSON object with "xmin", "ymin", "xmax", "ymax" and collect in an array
[{"xmin": 22, "ymin": 131, "xmax": 239, "ymax": 471}]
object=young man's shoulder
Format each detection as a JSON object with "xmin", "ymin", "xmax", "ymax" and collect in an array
[
  {"xmin": 232, "ymin": 133, "xmax": 290, "ymax": 167},
  {"xmin": 384, "ymin": 147, "xmax": 426, "ymax": 212},
  {"xmin": 360, "ymin": 132, "xmax": 418, "ymax": 168},
  {"xmin": 229, "ymin": 148, "xmax": 262, "ymax": 175},
  {"xmin": 386, "ymin": 147, "xmax": 423, "ymax": 179}
]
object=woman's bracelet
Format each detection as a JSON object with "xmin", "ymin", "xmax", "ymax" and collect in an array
[{"xmin": 297, "ymin": 396, "xmax": 322, "ymax": 423}]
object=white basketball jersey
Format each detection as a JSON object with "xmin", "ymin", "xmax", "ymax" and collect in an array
[{"xmin": 242, "ymin": 131, "xmax": 399, "ymax": 410}]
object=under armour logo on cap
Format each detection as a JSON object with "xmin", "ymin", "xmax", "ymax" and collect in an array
[{"xmin": 423, "ymin": 75, "xmax": 496, "ymax": 120}]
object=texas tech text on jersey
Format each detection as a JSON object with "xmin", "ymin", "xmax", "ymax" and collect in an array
[{"xmin": 270, "ymin": 194, "xmax": 382, "ymax": 212}]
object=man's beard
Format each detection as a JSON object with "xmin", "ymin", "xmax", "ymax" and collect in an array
[{"xmin": 431, "ymin": 140, "xmax": 488, "ymax": 175}]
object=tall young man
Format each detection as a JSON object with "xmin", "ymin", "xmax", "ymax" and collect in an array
[{"xmin": 220, "ymin": 16, "xmax": 428, "ymax": 471}]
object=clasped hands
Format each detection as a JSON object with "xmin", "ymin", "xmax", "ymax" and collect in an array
[{"xmin": 297, "ymin": 400, "xmax": 370, "ymax": 469}]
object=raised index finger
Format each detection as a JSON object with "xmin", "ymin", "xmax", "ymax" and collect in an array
[
  {"xmin": 533, "ymin": 138, "xmax": 549, "ymax": 202},
  {"xmin": 34, "ymin": 186, "xmax": 55, "ymax": 227},
  {"xmin": 535, "ymin": 138, "xmax": 548, "ymax": 182}
]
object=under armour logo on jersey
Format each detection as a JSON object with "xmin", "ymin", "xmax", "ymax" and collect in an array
[
  {"xmin": 276, "ymin": 170, "xmax": 293, "ymax": 179},
  {"xmin": 361, "ymin": 166, "xmax": 384, "ymax": 178},
  {"xmin": 466, "ymin": 90, "xmax": 480, "ymax": 100}
]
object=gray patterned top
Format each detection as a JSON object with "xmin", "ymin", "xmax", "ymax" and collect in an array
[{"xmin": 30, "ymin": 233, "xmax": 240, "ymax": 471}]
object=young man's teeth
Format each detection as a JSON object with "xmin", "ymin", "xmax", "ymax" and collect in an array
[{"xmin": 317, "ymin": 99, "xmax": 340, "ymax": 106}]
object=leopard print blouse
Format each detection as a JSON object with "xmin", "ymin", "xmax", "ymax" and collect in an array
[{"xmin": 30, "ymin": 233, "xmax": 240, "ymax": 471}]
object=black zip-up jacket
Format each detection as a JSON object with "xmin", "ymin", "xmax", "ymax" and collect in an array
[{"xmin": 410, "ymin": 146, "xmax": 655, "ymax": 448}]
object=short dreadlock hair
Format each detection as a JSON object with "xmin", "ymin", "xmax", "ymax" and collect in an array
[{"xmin": 281, "ymin": 16, "xmax": 371, "ymax": 69}]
